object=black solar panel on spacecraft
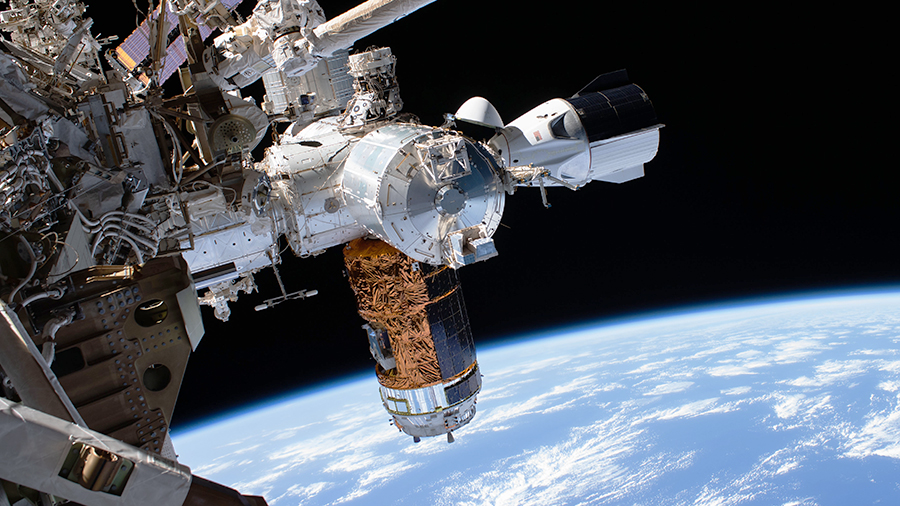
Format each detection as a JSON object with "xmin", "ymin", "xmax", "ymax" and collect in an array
[
  {"xmin": 444, "ymin": 365, "xmax": 482, "ymax": 405},
  {"xmin": 420, "ymin": 265, "xmax": 458, "ymax": 299},
  {"xmin": 426, "ymin": 286, "xmax": 476, "ymax": 380},
  {"xmin": 567, "ymin": 84, "xmax": 657, "ymax": 142}
]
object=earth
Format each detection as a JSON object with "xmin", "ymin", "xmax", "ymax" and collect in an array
[{"xmin": 171, "ymin": 289, "xmax": 900, "ymax": 505}]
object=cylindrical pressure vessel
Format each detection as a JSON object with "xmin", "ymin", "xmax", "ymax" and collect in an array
[
  {"xmin": 341, "ymin": 124, "xmax": 504, "ymax": 266},
  {"xmin": 344, "ymin": 238, "xmax": 480, "ymax": 441}
]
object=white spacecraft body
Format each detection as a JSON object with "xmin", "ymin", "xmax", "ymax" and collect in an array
[
  {"xmin": 260, "ymin": 49, "xmax": 355, "ymax": 122},
  {"xmin": 0, "ymin": 0, "xmax": 662, "ymax": 502},
  {"xmin": 490, "ymin": 99, "xmax": 651, "ymax": 186},
  {"xmin": 484, "ymin": 72, "xmax": 661, "ymax": 190},
  {"xmin": 252, "ymin": 116, "xmax": 505, "ymax": 269},
  {"xmin": 263, "ymin": 117, "xmax": 367, "ymax": 257},
  {"xmin": 340, "ymin": 123, "xmax": 504, "ymax": 267}
]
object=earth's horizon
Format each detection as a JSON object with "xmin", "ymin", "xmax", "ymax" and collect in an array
[{"xmin": 171, "ymin": 287, "xmax": 900, "ymax": 505}]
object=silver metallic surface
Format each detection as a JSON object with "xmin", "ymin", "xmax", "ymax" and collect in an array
[
  {"xmin": 379, "ymin": 364, "xmax": 480, "ymax": 438},
  {"xmin": 341, "ymin": 124, "xmax": 505, "ymax": 265}
]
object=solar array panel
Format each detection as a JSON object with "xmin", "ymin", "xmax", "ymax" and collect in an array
[
  {"xmin": 566, "ymin": 84, "xmax": 658, "ymax": 143},
  {"xmin": 444, "ymin": 364, "xmax": 481, "ymax": 405},
  {"xmin": 112, "ymin": 0, "xmax": 244, "ymax": 86},
  {"xmin": 422, "ymin": 266, "xmax": 477, "ymax": 381}
]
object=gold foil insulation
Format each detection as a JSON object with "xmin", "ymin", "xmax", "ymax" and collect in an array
[{"xmin": 344, "ymin": 238, "xmax": 445, "ymax": 389}]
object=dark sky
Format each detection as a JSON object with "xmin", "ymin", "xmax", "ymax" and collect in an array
[{"xmin": 93, "ymin": 2, "xmax": 895, "ymax": 428}]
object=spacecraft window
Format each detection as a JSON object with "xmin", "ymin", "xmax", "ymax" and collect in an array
[
  {"xmin": 142, "ymin": 364, "xmax": 171, "ymax": 392},
  {"xmin": 550, "ymin": 111, "xmax": 581, "ymax": 139},
  {"xmin": 134, "ymin": 299, "xmax": 168, "ymax": 327}
]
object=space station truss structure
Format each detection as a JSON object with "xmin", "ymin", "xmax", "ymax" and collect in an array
[{"xmin": 0, "ymin": 0, "xmax": 661, "ymax": 502}]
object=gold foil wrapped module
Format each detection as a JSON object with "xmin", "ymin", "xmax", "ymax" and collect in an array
[{"xmin": 343, "ymin": 237, "xmax": 454, "ymax": 389}]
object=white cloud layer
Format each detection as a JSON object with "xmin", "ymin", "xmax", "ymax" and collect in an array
[{"xmin": 171, "ymin": 292, "xmax": 900, "ymax": 505}]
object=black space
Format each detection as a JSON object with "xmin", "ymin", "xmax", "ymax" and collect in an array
[{"xmin": 90, "ymin": 2, "xmax": 895, "ymax": 429}]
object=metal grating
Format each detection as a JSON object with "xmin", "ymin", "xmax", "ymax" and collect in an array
[{"xmin": 327, "ymin": 51, "xmax": 354, "ymax": 103}]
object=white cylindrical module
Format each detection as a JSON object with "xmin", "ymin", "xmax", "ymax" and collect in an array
[
  {"xmin": 261, "ymin": 119, "xmax": 368, "ymax": 257},
  {"xmin": 380, "ymin": 367, "xmax": 479, "ymax": 438},
  {"xmin": 341, "ymin": 124, "xmax": 505, "ymax": 266}
]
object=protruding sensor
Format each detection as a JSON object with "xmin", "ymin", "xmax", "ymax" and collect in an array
[{"xmin": 488, "ymin": 70, "xmax": 661, "ymax": 188}]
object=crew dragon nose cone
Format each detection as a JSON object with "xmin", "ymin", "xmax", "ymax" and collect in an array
[{"xmin": 455, "ymin": 97, "xmax": 504, "ymax": 128}]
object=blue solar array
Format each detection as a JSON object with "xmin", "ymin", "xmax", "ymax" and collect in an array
[
  {"xmin": 421, "ymin": 266, "xmax": 478, "ymax": 381},
  {"xmin": 113, "ymin": 0, "xmax": 244, "ymax": 85}
]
